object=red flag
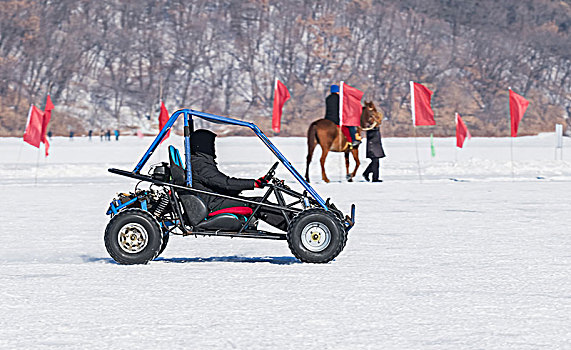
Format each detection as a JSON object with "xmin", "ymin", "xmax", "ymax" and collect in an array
[
  {"xmin": 23, "ymin": 105, "xmax": 44, "ymax": 148},
  {"xmin": 509, "ymin": 89, "xmax": 529, "ymax": 137},
  {"xmin": 455, "ymin": 113, "xmax": 471, "ymax": 148},
  {"xmin": 158, "ymin": 101, "xmax": 170, "ymax": 142},
  {"xmin": 340, "ymin": 82, "xmax": 364, "ymax": 126},
  {"xmin": 271, "ymin": 79, "xmax": 290, "ymax": 133},
  {"xmin": 410, "ymin": 81, "xmax": 435, "ymax": 126},
  {"xmin": 41, "ymin": 95, "xmax": 54, "ymax": 156}
]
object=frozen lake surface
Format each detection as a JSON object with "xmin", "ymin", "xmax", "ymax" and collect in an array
[{"xmin": 1, "ymin": 134, "xmax": 571, "ymax": 349}]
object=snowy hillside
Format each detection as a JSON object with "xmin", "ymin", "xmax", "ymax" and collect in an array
[
  {"xmin": 2, "ymin": 1, "xmax": 570, "ymax": 137},
  {"xmin": 1, "ymin": 134, "xmax": 571, "ymax": 349}
]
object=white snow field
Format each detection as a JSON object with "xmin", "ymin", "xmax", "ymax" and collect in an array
[{"xmin": 1, "ymin": 133, "xmax": 571, "ymax": 349}]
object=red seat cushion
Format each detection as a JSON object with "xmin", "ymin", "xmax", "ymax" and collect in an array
[{"xmin": 208, "ymin": 206, "xmax": 253, "ymax": 217}]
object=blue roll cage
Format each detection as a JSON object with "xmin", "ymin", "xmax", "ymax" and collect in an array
[{"xmin": 133, "ymin": 109, "xmax": 328, "ymax": 210}]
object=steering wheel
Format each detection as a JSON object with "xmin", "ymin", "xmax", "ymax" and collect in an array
[{"xmin": 264, "ymin": 162, "xmax": 280, "ymax": 181}]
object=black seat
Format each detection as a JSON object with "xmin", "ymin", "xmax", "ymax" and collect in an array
[
  {"xmin": 167, "ymin": 146, "xmax": 244, "ymax": 231},
  {"xmin": 168, "ymin": 145, "xmax": 187, "ymax": 186},
  {"xmin": 168, "ymin": 146, "xmax": 208, "ymax": 225}
]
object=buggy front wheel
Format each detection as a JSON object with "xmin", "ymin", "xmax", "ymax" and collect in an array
[
  {"xmin": 287, "ymin": 209, "xmax": 347, "ymax": 263},
  {"xmin": 104, "ymin": 209, "xmax": 163, "ymax": 265},
  {"xmin": 154, "ymin": 230, "xmax": 170, "ymax": 259}
]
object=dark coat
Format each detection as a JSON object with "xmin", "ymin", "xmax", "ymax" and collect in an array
[
  {"xmin": 191, "ymin": 152, "xmax": 255, "ymax": 210},
  {"xmin": 366, "ymin": 127, "xmax": 386, "ymax": 159},
  {"xmin": 324, "ymin": 93, "xmax": 340, "ymax": 125}
]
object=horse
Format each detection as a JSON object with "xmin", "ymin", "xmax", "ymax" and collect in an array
[{"xmin": 305, "ymin": 101, "xmax": 383, "ymax": 183}]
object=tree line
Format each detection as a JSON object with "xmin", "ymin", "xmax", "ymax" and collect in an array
[{"xmin": 1, "ymin": 0, "xmax": 569, "ymax": 136}]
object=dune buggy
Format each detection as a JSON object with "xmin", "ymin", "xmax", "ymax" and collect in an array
[{"xmin": 104, "ymin": 109, "xmax": 355, "ymax": 264}]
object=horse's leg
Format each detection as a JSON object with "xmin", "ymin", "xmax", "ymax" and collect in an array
[
  {"xmin": 344, "ymin": 151, "xmax": 352, "ymax": 182},
  {"xmin": 350, "ymin": 148, "xmax": 360, "ymax": 179},
  {"xmin": 319, "ymin": 141, "xmax": 331, "ymax": 183}
]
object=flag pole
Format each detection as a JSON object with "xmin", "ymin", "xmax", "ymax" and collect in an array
[
  {"xmin": 413, "ymin": 127, "xmax": 423, "ymax": 183},
  {"xmin": 454, "ymin": 112, "xmax": 458, "ymax": 163},
  {"xmin": 271, "ymin": 78, "xmax": 278, "ymax": 164},
  {"xmin": 508, "ymin": 87, "xmax": 514, "ymax": 181},
  {"xmin": 554, "ymin": 125, "xmax": 557, "ymax": 160},
  {"xmin": 157, "ymin": 76, "xmax": 164, "ymax": 139},
  {"xmin": 410, "ymin": 81, "xmax": 422, "ymax": 183},
  {"xmin": 510, "ymin": 137, "xmax": 514, "ymax": 181},
  {"xmin": 34, "ymin": 147, "xmax": 41, "ymax": 186},
  {"xmin": 339, "ymin": 81, "xmax": 344, "ymax": 182}
]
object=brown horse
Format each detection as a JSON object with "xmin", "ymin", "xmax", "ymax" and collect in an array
[{"xmin": 305, "ymin": 101, "xmax": 383, "ymax": 183}]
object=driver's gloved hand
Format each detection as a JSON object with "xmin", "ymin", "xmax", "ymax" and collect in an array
[{"xmin": 254, "ymin": 176, "xmax": 269, "ymax": 188}]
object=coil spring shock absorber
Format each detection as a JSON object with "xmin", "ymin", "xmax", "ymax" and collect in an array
[{"xmin": 153, "ymin": 192, "xmax": 169, "ymax": 218}]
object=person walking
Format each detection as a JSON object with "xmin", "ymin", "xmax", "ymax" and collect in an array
[
  {"xmin": 88, "ymin": 130, "xmax": 93, "ymax": 141},
  {"xmin": 114, "ymin": 129, "xmax": 120, "ymax": 141},
  {"xmin": 362, "ymin": 125, "xmax": 386, "ymax": 182}
]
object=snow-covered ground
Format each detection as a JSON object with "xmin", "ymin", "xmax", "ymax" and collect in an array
[{"xmin": 1, "ymin": 134, "xmax": 571, "ymax": 349}]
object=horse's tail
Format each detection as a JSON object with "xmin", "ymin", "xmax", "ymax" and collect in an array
[
  {"xmin": 308, "ymin": 121, "xmax": 319, "ymax": 147},
  {"xmin": 305, "ymin": 121, "xmax": 318, "ymax": 182}
]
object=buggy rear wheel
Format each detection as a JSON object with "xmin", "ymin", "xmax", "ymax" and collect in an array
[
  {"xmin": 104, "ymin": 209, "xmax": 162, "ymax": 265},
  {"xmin": 287, "ymin": 209, "xmax": 347, "ymax": 263}
]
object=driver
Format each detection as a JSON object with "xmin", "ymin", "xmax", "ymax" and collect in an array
[{"xmin": 190, "ymin": 129, "xmax": 288, "ymax": 230}]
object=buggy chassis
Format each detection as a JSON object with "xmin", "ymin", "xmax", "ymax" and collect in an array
[{"xmin": 104, "ymin": 109, "xmax": 355, "ymax": 264}]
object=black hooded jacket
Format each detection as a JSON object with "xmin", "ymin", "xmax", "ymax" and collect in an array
[{"xmin": 190, "ymin": 130, "xmax": 255, "ymax": 210}]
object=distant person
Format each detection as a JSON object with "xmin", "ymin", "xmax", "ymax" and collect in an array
[
  {"xmin": 69, "ymin": 131, "xmax": 74, "ymax": 141},
  {"xmin": 88, "ymin": 130, "xmax": 93, "ymax": 141},
  {"xmin": 47, "ymin": 131, "xmax": 52, "ymax": 140},
  {"xmin": 106, "ymin": 129, "xmax": 111, "ymax": 141},
  {"xmin": 114, "ymin": 129, "xmax": 120, "ymax": 141},
  {"xmin": 362, "ymin": 124, "xmax": 386, "ymax": 182},
  {"xmin": 324, "ymin": 84, "xmax": 361, "ymax": 147},
  {"xmin": 100, "ymin": 129, "xmax": 104, "ymax": 141}
]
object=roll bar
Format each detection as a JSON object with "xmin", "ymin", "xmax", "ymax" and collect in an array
[{"xmin": 132, "ymin": 109, "xmax": 328, "ymax": 210}]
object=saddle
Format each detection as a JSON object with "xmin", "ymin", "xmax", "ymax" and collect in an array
[{"xmin": 336, "ymin": 125, "xmax": 353, "ymax": 142}]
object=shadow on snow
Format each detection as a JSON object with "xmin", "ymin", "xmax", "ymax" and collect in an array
[
  {"xmin": 82, "ymin": 255, "xmax": 300, "ymax": 265},
  {"xmin": 156, "ymin": 255, "xmax": 300, "ymax": 265}
]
